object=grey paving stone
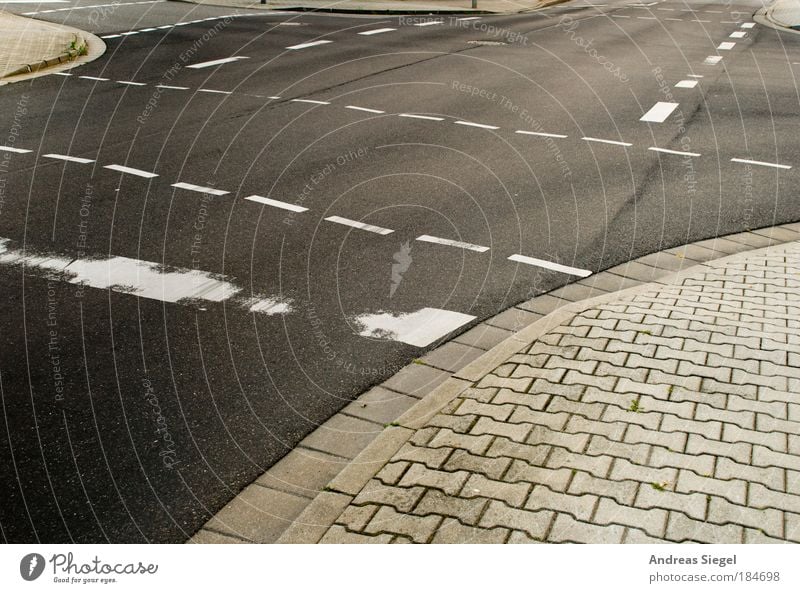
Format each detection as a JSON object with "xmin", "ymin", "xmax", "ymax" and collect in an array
[
  {"xmin": 593, "ymin": 497, "xmax": 667, "ymax": 538},
  {"xmin": 300, "ymin": 414, "xmax": 382, "ymax": 460},
  {"xmin": 321, "ymin": 524, "xmax": 392, "ymax": 543},
  {"xmin": 636, "ymin": 251, "xmax": 701, "ymax": 272},
  {"xmin": 548, "ymin": 281, "xmax": 610, "ymax": 302},
  {"xmin": 421, "ymin": 342, "xmax": 486, "ymax": 373},
  {"xmin": 576, "ymin": 271, "xmax": 642, "ymax": 294},
  {"xmin": 399, "ymin": 463, "xmax": 469, "ymax": 496},
  {"xmin": 548, "ymin": 513, "xmax": 625, "ymax": 543},
  {"xmin": 484, "ymin": 307, "xmax": 544, "ymax": 331},
  {"xmin": 432, "ymin": 520, "xmax": 509, "ymax": 543},
  {"xmin": 478, "ymin": 500, "xmax": 553, "ymax": 539},
  {"xmin": 342, "ymin": 387, "xmax": 419, "ymax": 426},
  {"xmin": 606, "ymin": 260, "xmax": 669, "ymax": 283},
  {"xmin": 516, "ymin": 293, "xmax": 571, "ymax": 316},
  {"xmin": 453, "ymin": 323, "xmax": 514, "ymax": 351},
  {"xmin": 189, "ymin": 529, "xmax": 247, "ymax": 544},
  {"xmin": 382, "ymin": 363, "xmax": 451, "ymax": 398},
  {"xmin": 414, "ymin": 490, "xmax": 487, "ymax": 525},
  {"xmin": 666, "ymin": 511, "xmax": 743, "ymax": 543},
  {"xmin": 256, "ymin": 447, "xmax": 349, "ymax": 499}
]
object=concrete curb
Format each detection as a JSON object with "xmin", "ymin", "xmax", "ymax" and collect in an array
[
  {"xmin": 186, "ymin": 222, "xmax": 800, "ymax": 544},
  {"xmin": 755, "ymin": 0, "xmax": 800, "ymax": 35}
]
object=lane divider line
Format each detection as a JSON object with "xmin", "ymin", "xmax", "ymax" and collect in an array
[
  {"xmin": 731, "ymin": 158, "xmax": 791, "ymax": 170},
  {"xmin": 187, "ymin": 56, "xmax": 249, "ymax": 69},
  {"xmin": 171, "ymin": 182, "xmax": 230, "ymax": 196},
  {"xmin": 398, "ymin": 113, "xmax": 443, "ymax": 121},
  {"xmin": 454, "ymin": 121, "xmax": 500, "ymax": 130},
  {"xmin": 416, "ymin": 235, "xmax": 489, "ymax": 253},
  {"xmin": 117, "ymin": 80, "xmax": 146, "ymax": 86},
  {"xmin": 244, "ymin": 195, "xmax": 308, "ymax": 212},
  {"xmin": 43, "ymin": 154, "xmax": 94, "ymax": 164},
  {"xmin": 345, "ymin": 105, "xmax": 385, "ymax": 114},
  {"xmin": 104, "ymin": 164, "xmax": 158, "ymax": 178},
  {"xmin": 515, "ymin": 130, "xmax": 568, "ymax": 139},
  {"xmin": 508, "ymin": 253, "xmax": 592, "ymax": 278},
  {"xmin": 704, "ymin": 55, "xmax": 722, "ymax": 65},
  {"xmin": 674, "ymin": 80, "xmax": 698, "ymax": 88},
  {"xmin": 649, "ymin": 147, "xmax": 701, "ymax": 157},
  {"xmin": 291, "ymin": 99, "xmax": 330, "ymax": 105},
  {"xmin": 79, "ymin": 76, "xmax": 109, "ymax": 81},
  {"xmin": 358, "ymin": 28, "xmax": 397, "ymax": 35},
  {"xmin": 640, "ymin": 101, "xmax": 679, "ymax": 123},
  {"xmin": 325, "ymin": 216, "xmax": 394, "ymax": 235},
  {"xmin": 286, "ymin": 40, "xmax": 333, "ymax": 50},
  {"xmin": 729, "ymin": 31, "xmax": 746, "ymax": 38},
  {"xmin": 1, "ymin": 146, "xmax": 32, "ymax": 154},
  {"xmin": 582, "ymin": 137, "xmax": 632, "ymax": 147},
  {"xmin": 717, "ymin": 41, "xmax": 736, "ymax": 50}
]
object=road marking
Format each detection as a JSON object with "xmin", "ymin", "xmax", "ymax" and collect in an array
[
  {"xmin": 703, "ymin": 55, "xmax": 722, "ymax": 65},
  {"xmin": 291, "ymin": 99, "xmax": 330, "ymax": 105},
  {"xmin": 729, "ymin": 31, "xmax": 746, "ymax": 38},
  {"xmin": 171, "ymin": 182, "xmax": 230, "ymax": 196},
  {"xmin": 53, "ymin": 72, "xmax": 71, "ymax": 76},
  {"xmin": 741, "ymin": 22, "xmax": 755, "ymax": 28},
  {"xmin": 102, "ymin": 34, "xmax": 121, "ymax": 39},
  {"xmin": 454, "ymin": 120, "xmax": 499, "ymax": 130},
  {"xmin": 104, "ymin": 164, "xmax": 158, "ymax": 178},
  {"xmin": 414, "ymin": 20, "xmax": 443, "ymax": 26},
  {"xmin": 156, "ymin": 84, "xmax": 188, "ymax": 90},
  {"xmin": 120, "ymin": 31, "xmax": 139, "ymax": 35},
  {"xmin": 286, "ymin": 40, "xmax": 333, "ymax": 50},
  {"xmin": 674, "ymin": 80, "xmax": 698, "ymax": 88},
  {"xmin": 187, "ymin": 56, "xmax": 249, "ymax": 69},
  {"xmin": 346, "ymin": 105, "xmax": 385, "ymax": 114},
  {"xmin": 637, "ymin": 16, "xmax": 657, "ymax": 19},
  {"xmin": 43, "ymin": 154, "xmax": 94, "ymax": 164},
  {"xmin": 640, "ymin": 102, "xmax": 679, "ymax": 123},
  {"xmin": 691, "ymin": 19, "xmax": 711, "ymax": 23},
  {"xmin": 117, "ymin": 80, "xmax": 146, "ymax": 86},
  {"xmin": 325, "ymin": 216, "xmax": 394, "ymax": 235},
  {"xmin": 268, "ymin": 96, "xmax": 282, "ymax": 99},
  {"xmin": 79, "ymin": 76, "xmax": 109, "ymax": 81},
  {"xmin": 731, "ymin": 158, "xmax": 791, "ymax": 170},
  {"xmin": 688, "ymin": 74, "xmax": 704, "ymax": 78},
  {"xmin": 398, "ymin": 113, "xmax": 443, "ymax": 121},
  {"xmin": 244, "ymin": 195, "xmax": 308, "ymax": 212},
  {"xmin": 457, "ymin": 17, "xmax": 481, "ymax": 21},
  {"xmin": 198, "ymin": 89, "xmax": 232, "ymax": 94},
  {"xmin": 354, "ymin": 308, "xmax": 476, "ymax": 347},
  {"xmin": 649, "ymin": 147, "xmax": 701, "ymax": 157},
  {"xmin": 358, "ymin": 28, "xmax": 396, "ymax": 35},
  {"xmin": 508, "ymin": 254, "xmax": 592, "ymax": 278},
  {"xmin": 515, "ymin": 130, "xmax": 567, "ymax": 138},
  {"xmin": 612, "ymin": 15, "xmax": 630, "ymax": 18},
  {"xmin": 416, "ymin": 235, "xmax": 489, "ymax": 253},
  {"xmin": 0, "ymin": 146, "xmax": 31, "ymax": 153},
  {"xmin": 140, "ymin": 27, "xmax": 157, "ymax": 32},
  {"xmin": 582, "ymin": 137, "xmax": 632, "ymax": 147},
  {"xmin": 664, "ymin": 17, "xmax": 682, "ymax": 21},
  {"xmin": 717, "ymin": 41, "xmax": 736, "ymax": 50}
]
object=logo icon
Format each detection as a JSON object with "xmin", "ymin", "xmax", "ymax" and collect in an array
[
  {"xmin": 20, "ymin": 553, "xmax": 45, "ymax": 581},
  {"xmin": 390, "ymin": 241, "xmax": 413, "ymax": 298}
]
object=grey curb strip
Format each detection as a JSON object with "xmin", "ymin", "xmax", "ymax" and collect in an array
[
  {"xmin": 755, "ymin": 0, "xmax": 800, "ymax": 36},
  {"xmin": 187, "ymin": 222, "xmax": 800, "ymax": 544}
]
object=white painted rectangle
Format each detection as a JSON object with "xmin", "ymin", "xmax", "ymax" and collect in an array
[
  {"xmin": 117, "ymin": 80, "xmax": 146, "ymax": 86},
  {"xmin": 414, "ymin": 20, "xmax": 443, "ymax": 26},
  {"xmin": 79, "ymin": 76, "xmax": 109, "ymax": 81},
  {"xmin": 291, "ymin": 99, "xmax": 330, "ymax": 105},
  {"xmin": 741, "ymin": 22, "xmax": 755, "ymax": 28},
  {"xmin": 358, "ymin": 28, "xmax": 396, "ymax": 35},
  {"xmin": 104, "ymin": 164, "xmax": 158, "ymax": 178},
  {"xmin": 729, "ymin": 31, "xmax": 746, "ymax": 38},
  {"xmin": 717, "ymin": 42, "xmax": 735, "ymax": 50},
  {"xmin": 244, "ymin": 195, "xmax": 308, "ymax": 212},
  {"xmin": 187, "ymin": 56, "xmax": 249, "ymax": 69},
  {"xmin": 582, "ymin": 137, "xmax": 632, "ymax": 147},
  {"xmin": 198, "ymin": 89, "xmax": 232, "ymax": 94},
  {"xmin": 731, "ymin": 158, "xmax": 791, "ymax": 170},
  {"xmin": 325, "ymin": 216, "xmax": 393, "ymax": 235},
  {"xmin": 398, "ymin": 113, "xmax": 443, "ymax": 121},
  {"xmin": 454, "ymin": 121, "xmax": 499, "ymax": 130},
  {"xmin": 416, "ymin": 235, "xmax": 489, "ymax": 253},
  {"xmin": 43, "ymin": 154, "xmax": 94, "ymax": 164},
  {"xmin": 0, "ymin": 145, "xmax": 31, "ymax": 153},
  {"xmin": 674, "ymin": 80, "xmax": 697, "ymax": 88},
  {"xmin": 345, "ymin": 105, "xmax": 384, "ymax": 114},
  {"xmin": 156, "ymin": 84, "xmax": 188, "ymax": 90},
  {"xmin": 704, "ymin": 55, "xmax": 722, "ymax": 65},
  {"xmin": 640, "ymin": 101, "xmax": 679, "ymax": 123},
  {"xmin": 286, "ymin": 40, "xmax": 333, "ymax": 50},
  {"xmin": 508, "ymin": 254, "xmax": 592, "ymax": 278},
  {"xmin": 515, "ymin": 130, "xmax": 567, "ymax": 139},
  {"xmin": 171, "ymin": 182, "xmax": 230, "ymax": 196},
  {"xmin": 649, "ymin": 147, "xmax": 701, "ymax": 157},
  {"xmin": 354, "ymin": 308, "xmax": 476, "ymax": 347}
]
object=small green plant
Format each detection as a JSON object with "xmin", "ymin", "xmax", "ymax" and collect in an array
[
  {"xmin": 628, "ymin": 398, "xmax": 643, "ymax": 413},
  {"xmin": 67, "ymin": 36, "xmax": 88, "ymax": 57},
  {"xmin": 651, "ymin": 481, "xmax": 669, "ymax": 492}
]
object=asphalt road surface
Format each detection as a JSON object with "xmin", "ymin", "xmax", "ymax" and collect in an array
[{"xmin": 1, "ymin": 0, "xmax": 798, "ymax": 543}]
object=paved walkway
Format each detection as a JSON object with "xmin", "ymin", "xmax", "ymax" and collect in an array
[
  {"xmin": 187, "ymin": 0, "xmax": 558, "ymax": 15},
  {"xmin": 282, "ymin": 239, "xmax": 800, "ymax": 543}
]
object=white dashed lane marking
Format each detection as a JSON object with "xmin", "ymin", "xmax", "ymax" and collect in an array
[
  {"xmin": 156, "ymin": 84, "xmax": 188, "ymax": 90},
  {"xmin": 398, "ymin": 114, "xmax": 443, "ymax": 121},
  {"xmin": 731, "ymin": 158, "xmax": 791, "ymax": 170},
  {"xmin": 354, "ymin": 308, "xmax": 476, "ymax": 347},
  {"xmin": 582, "ymin": 137, "xmax": 632, "ymax": 147},
  {"xmin": 43, "ymin": 154, "xmax": 94, "ymax": 164},
  {"xmin": 640, "ymin": 102, "xmax": 679, "ymax": 123},
  {"xmin": 741, "ymin": 22, "xmax": 755, "ymax": 28},
  {"xmin": 649, "ymin": 147, "xmax": 701, "ymax": 157},
  {"xmin": 79, "ymin": 76, "xmax": 109, "ymax": 81},
  {"xmin": 358, "ymin": 28, "xmax": 396, "ymax": 35},
  {"xmin": 516, "ymin": 130, "xmax": 568, "ymax": 139},
  {"xmin": 244, "ymin": 195, "xmax": 308, "ymax": 212},
  {"xmin": 117, "ymin": 80, "xmax": 146, "ymax": 86},
  {"xmin": 324, "ymin": 216, "xmax": 394, "ymax": 235},
  {"xmin": 286, "ymin": 40, "xmax": 333, "ymax": 50},
  {"xmin": 291, "ymin": 99, "xmax": 331, "ymax": 105},
  {"xmin": 416, "ymin": 235, "xmax": 489, "ymax": 253},
  {"xmin": 104, "ymin": 164, "xmax": 158, "ymax": 178},
  {"xmin": 704, "ymin": 56, "xmax": 722, "ymax": 65},
  {"xmin": 187, "ymin": 56, "xmax": 249, "ymax": 69},
  {"xmin": 1, "ymin": 146, "xmax": 31, "ymax": 153},
  {"xmin": 345, "ymin": 105, "xmax": 385, "ymax": 114},
  {"xmin": 508, "ymin": 254, "xmax": 592, "ymax": 278},
  {"xmin": 198, "ymin": 89, "xmax": 232, "ymax": 95},
  {"xmin": 730, "ymin": 31, "xmax": 747, "ymax": 38},
  {"xmin": 454, "ymin": 121, "xmax": 500, "ymax": 130},
  {"xmin": 717, "ymin": 42, "xmax": 736, "ymax": 50},
  {"xmin": 675, "ymin": 80, "xmax": 698, "ymax": 88},
  {"xmin": 171, "ymin": 182, "xmax": 230, "ymax": 196},
  {"xmin": 414, "ymin": 21, "xmax": 443, "ymax": 27}
]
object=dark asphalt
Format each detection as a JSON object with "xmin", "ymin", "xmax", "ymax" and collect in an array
[{"xmin": 0, "ymin": 0, "xmax": 797, "ymax": 542}]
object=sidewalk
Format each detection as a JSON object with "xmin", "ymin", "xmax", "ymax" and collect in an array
[
  {"xmin": 183, "ymin": 0, "xmax": 563, "ymax": 15},
  {"xmin": 268, "ymin": 228, "xmax": 800, "ymax": 544},
  {"xmin": 0, "ymin": 11, "xmax": 105, "ymax": 84},
  {"xmin": 758, "ymin": 0, "xmax": 800, "ymax": 31}
]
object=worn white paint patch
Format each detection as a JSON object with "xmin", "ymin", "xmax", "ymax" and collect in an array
[
  {"xmin": 508, "ymin": 254, "xmax": 592, "ymax": 278},
  {"xmin": 640, "ymin": 102, "xmax": 679, "ymax": 123},
  {"xmin": 286, "ymin": 40, "xmax": 333, "ymax": 50},
  {"xmin": 416, "ymin": 235, "xmax": 489, "ymax": 253},
  {"xmin": 244, "ymin": 195, "xmax": 308, "ymax": 212},
  {"xmin": 0, "ymin": 145, "xmax": 31, "ymax": 153},
  {"xmin": 104, "ymin": 164, "xmax": 158, "ymax": 178},
  {"xmin": 674, "ymin": 80, "xmax": 697, "ymax": 88},
  {"xmin": 354, "ymin": 307, "xmax": 476, "ymax": 347},
  {"xmin": 704, "ymin": 55, "xmax": 722, "ymax": 65},
  {"xmin": 187, "ymin": 56, "xmax": 249, "ymax": 69},
  {"xmin": 358, "ymin": 28, "xmax": 396, "ymax": 35},
  {"xmin": 244, "ymin": 297, "xmax": 292, "ymax": 315}
]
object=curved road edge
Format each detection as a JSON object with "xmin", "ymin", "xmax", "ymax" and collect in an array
[
  {"xmin": 755, "ymin": 0, "xmax": 800, "ymax": 35},
  {"xmin": 0, "ymin": 10, "xmax": 106, "ymax": 86},
  {"xmin": 184, "ymin": 221, "xmax": 800, "ymax": 544}
]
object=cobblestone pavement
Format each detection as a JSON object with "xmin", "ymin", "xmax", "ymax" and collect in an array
[{"xmin": 318, "ymin": 241, "xmax": 800, "ymax": 543}]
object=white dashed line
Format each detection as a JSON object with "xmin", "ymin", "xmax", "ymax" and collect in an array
[
  {"xmin": 508, "ymin": 254, "xmax": 592, "ymax": 278},
  {"xmin": 325, "ymin": 216, "xmax": 393, "ymax": 235},
  {"xmin": 582, "ymin": 137, "xmax": 632, "ymax": 147},
  {"xmin": 454, "ymin": 121, "xmax": 499, "ymax": 130},
  {"xmin": 358, "ymin": 28, "xmax": 396, "ymax": 35},
  {"xmin": 665, "ymin": 17, "xmax": 683, "ymax": 21},
  {"xmin": 414, "ymin": 20, "xmax": 443, "ymax": 26},
  {"xmin": 187, "ymin": 56, "xmax": 249, "ymax": 69},
  {"xmin": 244, "ymin": 195, "xmax": 308, "ymax": 212},
  {"xmin": 640, "ymin": 102, "xmax": 679, "ymax": 123},
  {"xmin": 515, "ymin": 130, "xmax": 568, "ymax": 139},
  {"xmin": 198, "ymin": 89, "xmax": 232, "ymax": 94},
  {"xmin": 691, "ymin": 19, "xmax": 712, "ymax": 23},
  {"xmin": 637, "ymin": 16, "xmax": 657, "ymax": 19},
  {"xmin": 398, "ymin": 114, "xmax": 443, "ymax": 121},
  {"xmin": 416, "ymin": 235, "xmax": 489, "ymax": 253},
  {"xmin": 688, "ymin": 74, "xmax": 704, "ymax": 78},
  {"xmin": 156, "ymin": 84, "xmax": 188, "ymax": 90},
  {"xmin": 717, "ymin": 42, "xmax": 736, "ymax": 50},
  {"xmin": 729, "ymin": 31, "xmax": 746, "ymax": 38},
  {"xmin": 53, "ymin": 72, "xmax": 71, "ymax": 76},
  {"xmin": 43, "ymin": 154, "xmax": 94, "ymax": 164},
  {"xmin": 286, "ymin": 40, "xmax": 333, "ymax": 50},
  {"xmin": 345, "ymin": 105, "xmax": 385, "ymax": 114},
  {"xmin": 0, "ymin": 146, "xmax": 31, "ymax": 153},
  {"xmin": 79, "ymin": 76, "xmax": 109, "ymax": 81},
  {"xmin": 117, "ymin": 80, "xmax": 146, "ymax": 86},
  {"xmin": 171, "ymin": 182, "xmax": 230, "ymax": 196},
  {"xmin": 354, "ymin": 308, "xmax": 476, "ymax": 347},
  {"xmin": 741, "ymin": 22, "xmax": 755, "ymax": 28},
  {"xmin": 104, "ymin": 164, "xmax": 158, "ymax": 178},
  {"xmin": 649, "ymin": 147, "xmax": 701, "ymax": 157},
  {"xmin": 731, "ymin": 158, "xmax": 791, "ymax": 170},
  {"xmin": 704, "ymin": 56, "xmax": 722, "ymax": 65},
  {"xmin": 268, "ymin": 96, "xmax": 282, "ymax": 100},
  {"xmin": 612, "ymin": 15, "xmax": 630, "ymax": 18},
  {"xmin": 457, "ymin": 17, "xmax": 481, "ymax": 21},
  {"xmin": 101, "ymin": 34, "xmax": 121, "ymax": 39},
  {"xmin": 674, "ymin": 80, "xmax": 698, "ymax": 88},
  {"xmin": 291, "ymin": 99, "xmax": 330, "ymax": 105}
]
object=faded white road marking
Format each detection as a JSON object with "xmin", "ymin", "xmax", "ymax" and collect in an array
[
  {"xmin": 358, "ymin": 28, "xmax": 396, "ymax": 35},
  {"xmin": 457, "ymin": 17, "xmax": 481, "ymax": 21},
  {"xmin": 516, "ymin": 130, "xmax": 567, "ymax": 138},
  {"xmin": 649, "ymin": 147, "xmax": 701, "ymax": 157},
  {"xmin": 79, "ymin": 76, "xmax": 109, "ymax": 81},
  {"xmin": 729, "ymin": 31, "xmax": 746, "ymax": 38},
  {"xmin": 43, "ymin": 154, "xmax": 94, "ymax": 164},
  {"xmin": 0, "ymin": 146, "xmax": 31, "ymax": 153},
  {"xmin": 731, "ymin": 158, "xmax": 791, "ymax": 170},
  {"xmin": 508, "ymin": 254, "xmax": 592, "ymax": 278},
  {"xmin": 346, "ymin": 105, "xmax": 385, "ymax": 114},
  {"xmin": 664, "ymin": 17, "xmax": 682, "ymax": 21},
  {"xmin": 104, "ymin": 164, "xmax": 158, "ymax": 178},
  {"xmin": 101, "ymin": 34, "xmax": 121, "ymax": 39},
  {"xmin": 354, "ymin": 308, "xmax": 476, "ymax": 347},
  {"xmin": 717, "ymin": 41, "xmax": 735, "ymax": 50},
  {"xmin": 741, "ymin": 22, "xmax": 755, "ymax": 28},
  {"xmin": 172, "ymin": 182, "xmax": 229, "ymax": 196},
  {"xmin": 291, "ymin": 99, "xmax": 330, "ymax": 105},
  {"xmin": 187, "ymin": 56, "xmax": 249, "ymax": 69},
  {"xmin": 117, "ymin": 80, "xmax": 146, "ymax": 86},
  {"xmin": 414, "ymin": 20, "xmax": 443, "ymax": 26},
  {"xmin": 286, "ymin": 40, "xmax": 333, "ymax": 50},
  {"xmin": 674, "ymin": 80, "xmax": 697, "ymax": 88},
  {"xmin": 268, "ymin": 96, "xmax": 282, "ymax": 100},
  {"xmin": 416, "ymin": 235, "xmax": 489, "ymax": 253},
  {"xmin": 398, "ymin": 113, "xmax": 443, "ymax": 121},
  {"xmin": 688, "ymin": 74, "xmax": 704, "ymax": 78},
  {"xmin": 582, "ymin": 137, "xmax": 632, "ymax": 147},
  {"xmin": 703, "ymin": 55, "xmax": 722, "ymax": 65},
  {"xmin": 640, "ymin": 101, "xmax": 679, "ymax": 123},
  {"xmin": 156, "ymin": 84, "xmax": 188, "ymax": 90},
  {"xmin": 53, "ymin": 72, "xmax": 71, "ymax": 76},
  {"xmin": 325, "ymin": 216, "xmax": 393, "ymax": 235},
  {"xmin": 198, "ymin": 89, "xmax": 232, "ymax": 94},
  {"xmin": 612, "ymin": 15, "xmax": 630, "ymax": 18},
  {"xmin": 244, "ymin": 195, "xmax": 308, "ymax": 212},
  {"xmin": 454, "ymin": 120, "xmax": 499, "ymax": 130}
]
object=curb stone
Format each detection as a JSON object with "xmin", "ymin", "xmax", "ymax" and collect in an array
[{"xmin": 186, "ymin": 222, "xmax": 800, "ymax": 544}]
